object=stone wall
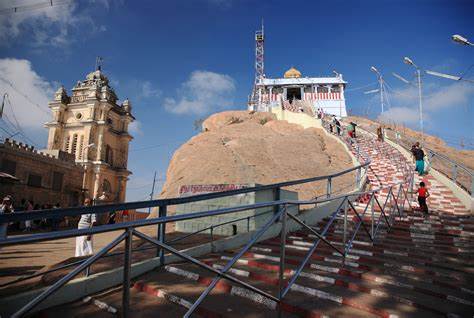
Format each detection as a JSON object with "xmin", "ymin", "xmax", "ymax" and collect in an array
[
  {"xmin": 0, "ymin": 139, "xmax": 83, "ymax": 208},
  {"xmin": 175, "ymin": 184, "xmax": 298, "ymax": 235}
]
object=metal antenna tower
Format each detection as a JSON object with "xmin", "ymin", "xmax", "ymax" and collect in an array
[{"xmin": 249, "ymin": 20, "xmax": 265, "ymax": 111}]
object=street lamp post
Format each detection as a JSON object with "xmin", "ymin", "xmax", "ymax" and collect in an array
[
  {"xmin": 452, "ymin": 34, "xmax": 473, "ymax": 46},
  {"xmin": 370, "ymin": 66, "xmax": 385, "ymax": 114},
  {"xmin": 403, "ymin": 57, "xmax": 424, "ymax": 144}
]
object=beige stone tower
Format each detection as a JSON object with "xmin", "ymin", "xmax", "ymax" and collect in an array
[{"xmin": 45, "ymin": 68, "xmax": 134, "ymax": 202}]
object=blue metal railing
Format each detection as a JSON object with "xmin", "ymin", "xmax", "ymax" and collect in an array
[{"xmin": 0, "ymin": 120, "xmax": 416, "ymax": 318}]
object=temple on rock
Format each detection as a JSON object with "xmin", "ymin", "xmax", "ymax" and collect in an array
[{"xmin": 249, "ymin": 66, "xmax": 348, "ymax": 117}]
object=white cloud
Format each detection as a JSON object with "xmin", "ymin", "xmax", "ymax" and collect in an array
[
  {"xmin": 164, "ymin": 70, "xmax": 236, "ymax": 115},
  {"xmin": 140, "ymin": 81, "xmax": 161, "ymax": 99},
  {"xmin": 0, "ymin": 58, "xmax": 53, "ymax": 145},
  {"xmin": 380, "ymin": 80, "xmax": 474, "ymax": 126},
  {"xmin": 424, "ymin": 82, "xmax": 474, "ymax": 111},
  {"xmin": 0, "ymin": 0, "xmax": 111, "ymax": 48},
  {"xmin": 128, "ymin": 120, "xmax": 143, "ymax": 136},
  {"xmin": 377, "ymin": 107, "xmax": 422, "ymax": 125},
  {"xmin": 387, "ymin": 81, "xmax": 474, "ymax": 111}
]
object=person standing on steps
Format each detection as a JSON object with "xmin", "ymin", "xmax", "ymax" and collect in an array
[
  {"xmin": 417, "ymin": 181, "xmax": 430, "ymax": 215},
  {"xmin": 377, "ymin": 125, "xmax": 384, "ymax": 142},
  {"xmin": 335, "ymin": 116, "xmax": 341, "ymax": 136},
  {"xmin": 412, "ymin": 142, "xmax": 425, "ymax": 176},
  {"xmin": 75, "ymin": 198, "xmax": 97, "ymax": 257}
]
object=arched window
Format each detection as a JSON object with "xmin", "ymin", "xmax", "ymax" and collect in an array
[
  {"xmin": 71, "ymin": 134, "xmax": 78, "ymax": 156},
  {"xmin": 78, "ymin": 135, "xmax": 84, "ymax": 159},
  {"xmin": 64, "ymin": 135, "xmax": 71, "ymax": 152},
  {"xmin": 105, "ymin": 145, "xmax": 113, "ymax": 165},
  {"xmin": 102, "ymin": 179, "xmax": 112, "ymax": 193}
]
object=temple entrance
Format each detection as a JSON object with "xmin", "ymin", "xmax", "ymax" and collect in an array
[{"xmin": 286, "ymin": 87, "xmax": 301, "ymax": 103}]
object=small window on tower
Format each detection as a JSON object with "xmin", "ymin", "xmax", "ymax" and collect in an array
[
  {"xmin": 75, "ymin": 112, "xmax": 83, "ymax": 120},
  {"xmin": 107, "ymin": 118, "xmax": 113, "ymax": 126},
  {"xmin": 317, "ymin": 86, "xmax": 329, "ymax": 93}
]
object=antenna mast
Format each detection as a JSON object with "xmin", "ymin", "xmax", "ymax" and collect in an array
[{"xmin": 249, "ymin": 19, "xmax": 265, "ymax": 111}]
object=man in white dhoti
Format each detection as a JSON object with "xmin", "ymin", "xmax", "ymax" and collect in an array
[{"xmin": 75, "ymin": 198, "xmax": 97, "ymax": 257}]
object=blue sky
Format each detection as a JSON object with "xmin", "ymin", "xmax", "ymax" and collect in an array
[{"xmin": 0, "ymin": 0, "xmax": 473, "ymax": 201}]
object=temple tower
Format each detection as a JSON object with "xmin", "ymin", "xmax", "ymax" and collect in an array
[{"xmin": 45, "ymin": 68, "xmax": 134, "ymax": 202}]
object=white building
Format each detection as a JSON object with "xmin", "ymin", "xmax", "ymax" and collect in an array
[{"xmin": 250, "ymin": 66, "xmax": 348, "ymax": 117}]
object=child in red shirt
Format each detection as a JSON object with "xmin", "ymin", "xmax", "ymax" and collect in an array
[{"xmin": 417, "ymin": 181, "xmax": 430, "ymax": 215}]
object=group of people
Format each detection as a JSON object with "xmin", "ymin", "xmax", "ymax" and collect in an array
[
  {"xmin": 328, "ymin": 115, "xmax": 342, "ymax": 135},
  {"xmin": 0, "ymin": 194, "xmax": 128, "ymax": 258},
  {"xmin": 0, "ymin": 196, "xmax": 65, "ymax": 239},
  {"xmin": 410, "ymin": 142, "xmax": 431, "ymax": 215}
]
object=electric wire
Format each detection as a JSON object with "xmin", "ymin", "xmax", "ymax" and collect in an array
[
  {"xmin": 0, "ymin": 76, "xmax": 51, "ymax": 116},
  {"xmin": 345, "ymin": 81, "xmax": 378, "ymax": 92},
  {"xmin": 0, "ymin": 0, "xmax": 72, "ymax": 15},
  {"xmin": 0, "ymin": 92, "xmax": 42, "ymax": 147}
]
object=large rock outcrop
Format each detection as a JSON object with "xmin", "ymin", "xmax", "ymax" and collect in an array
[{"xmin": 153, "ymin": 111, "xmax": 355, "ymax": 218}]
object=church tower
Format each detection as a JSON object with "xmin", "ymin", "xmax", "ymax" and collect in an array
[{"xmin": 45, "ymin": 67, "xmax": 134, "ymax": 202}]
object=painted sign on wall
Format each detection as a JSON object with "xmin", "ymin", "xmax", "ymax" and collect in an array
[{"xmin": 179, "ymin": 184, "xmax": 250, "ymax": 197}]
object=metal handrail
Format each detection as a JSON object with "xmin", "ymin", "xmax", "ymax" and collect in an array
[
  {"xmin": 0, "ymin": 120, "xmax": 415, "ymax": 317},
  {"xmin": 0, "ymin": 175, "xmax": 413, "ymax": 317},
  {"xmin": 0, "ymin": 208, "xmax": 276, "ymax": 289},
  {"xmin": 0, "ymin": 160, "xmax": 371, "ymax": 224},
  {"xmin": 363, "ymin": 123, "xmax": 473, "ymax": 195}
]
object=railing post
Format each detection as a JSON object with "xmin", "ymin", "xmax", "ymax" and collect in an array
[
  {"xmin": 274, "ymin": 187, "xmax": 281, "ymax": 215},
  {"xmin": 471, "ymin": 178, "xmax": 474, "ymax": 200},
  {"xmin": 327, "ymin": 177, "xmax": 332, "ymax": 198},
  {"xmin": 356, "ymin": 167, "xmax": 361, "ymax": 189},
  {"xmin": 157, "ymin": 205, "xmax": 167, "ymax": 265},
  {"xmin": 247, "ymin": 216, "xmax": 250, "ymax": 232},
  {"xmin": 452, "ymin": 164, "xmax": 458, "ymax": 184},
  {"xmin": 343, "ymin": 198, "xmax": 348, "ymax": 253},
  {"xmin": 278, "ymin": 204, "xmax": 287, "ymax": 316},
  {"xmin": 122, "ymin": 228, "xmax": 133, "ymax": 318},
  {"xmin": 370, "ymin": 193, "xmax": 375, "ymax": 238}
]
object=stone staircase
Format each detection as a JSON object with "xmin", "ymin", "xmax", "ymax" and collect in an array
[{"xmin": 44, "ymin": 130, "xmax": 474, "ymax": 317}]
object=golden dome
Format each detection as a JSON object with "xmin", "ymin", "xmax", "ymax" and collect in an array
[{"xmin": 284, "ymin": 66, "xmax": 302, "ymax": 78}]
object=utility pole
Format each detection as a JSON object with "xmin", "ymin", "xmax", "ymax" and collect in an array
[
  {"xmin": 0, "ymin": 93, "xmax": 7, "ymax": 118},
  {"xmin": 370, "ymin": 67, "xmax": 384, "ymax": 114},
  {"xmin": 148, "ymin": 171, "xmax": 157, "ymax": 214}
]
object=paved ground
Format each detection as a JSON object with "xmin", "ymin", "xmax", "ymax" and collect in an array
[{"xmin": 0, "ymin": 226, "xmax": 217, "ymax": 297}]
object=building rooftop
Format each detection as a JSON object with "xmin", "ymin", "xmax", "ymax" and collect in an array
[{"xmin": 258, "ymin": 76, "xmax": 347, "ymax": 86}]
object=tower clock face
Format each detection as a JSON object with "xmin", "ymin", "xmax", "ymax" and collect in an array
[{"xmin": 76, "ymin": 113, "xmax": 83, "ymax": 120}]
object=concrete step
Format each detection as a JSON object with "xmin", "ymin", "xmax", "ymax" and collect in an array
[
  {"xmin": 41, "ymin": 285, "xmax": 188, "ymax": 318},
  {"xmin": 208, "ymin": 256, "xmax": 474, "ymax": 317},
  {"xmin": 241, "ymin": 244, "xmax": 474, "ymax": 297},
  {"xmin": 289, "ymin": 232, "xmax": 474, "ymax": 262},
  {"xmin": 266, "ymin": 237, "xmax": 474, "ymax": 275},
  {"xmin": 217, "ymin": 252, "xmax": 474, "ymax": 309},
  {"xmin": 254, "ymin": 240, "xmax": 472, "ymax": 285},
  {"xmin": 133, "ymin": 269, "xmax": 292, "ymax": 318},
  {"xmin": 165, "ymin": 261, "xmax": 376, "ymax": 318}
]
